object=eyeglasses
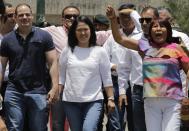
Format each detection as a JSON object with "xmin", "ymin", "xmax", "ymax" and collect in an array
[
  {"xmin": 63, "ymin": 14, "xmax": 79, "ymax": 20},
  {"xmin": 6, "ymin": 13, "xmax": 14, "ymax": 18},
  {"xmin": 139, "ymin": 18, "xmax": 152, "ymax": 24}
]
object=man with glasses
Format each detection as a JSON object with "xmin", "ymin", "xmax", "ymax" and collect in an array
[
  {"xmin": 0, "ymin": 3, "xmax": 15, "ymax": 102},
  {"xmin": 103, "ymin": 3, "xmax": 143, "ymax": 131},
  {"xmin": 0, "ymin": 1, "xmax": 8, "ymax": 130},
  {"xmin": 117, "ymin": 6, "xmax": 159, "ymax": 131},
  {"xmin": 0, "ymin": 3, "xmax": 59, "ymax": 131},
  {"xmin": 0, "ymin": 5, "xmax": 15, "ymax": 130},
  {"xmin": 43, "ymin": 5, "xmax": 80, "ymax": 131},
  {"xmin": 139, "ymin": 6, "xmax": 159, "ymax": 38}
]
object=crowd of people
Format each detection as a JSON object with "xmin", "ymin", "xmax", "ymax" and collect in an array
[{"xmin": 0, "ymin": 0, "xmax": 189, "ymax": 131}]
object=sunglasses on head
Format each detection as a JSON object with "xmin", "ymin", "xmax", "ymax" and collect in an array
[
  {"xmin": 6, "ymin": 13, "xmax": 14, "ymax": 18},
  {"xmin": 139, "ymin": 18, "xmax": 152, "ymax": 24},
  {"xmin": 64, "ymin": 14, "xmax": 78, "ymax": 20}
]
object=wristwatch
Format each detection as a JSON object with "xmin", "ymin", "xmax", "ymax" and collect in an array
[{"xmin": 108, "ymin": 96, "xmax": 114, "ymax": 101}]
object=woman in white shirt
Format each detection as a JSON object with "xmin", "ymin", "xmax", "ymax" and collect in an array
[{"xmin": 59, "ymin": 15, "xmax": 115, "ymax": 131}]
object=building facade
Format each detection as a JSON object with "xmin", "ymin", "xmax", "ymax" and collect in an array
[{"xmin": 5, "ymin": 0, "xmax": 166, "ymax": 25}]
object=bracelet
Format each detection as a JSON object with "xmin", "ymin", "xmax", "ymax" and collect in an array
[{"xmin": 108, "ymin": 96, "xmax": 114, "ymax": 101}]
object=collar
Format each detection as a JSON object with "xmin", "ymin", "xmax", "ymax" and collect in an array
[
  {"xmin": 120, "ymin": 27, "xmax": 140, "ymax": 37},
  {"xmin": 15, "ymin": 26, "xmax": 35, "ymax": 36}
]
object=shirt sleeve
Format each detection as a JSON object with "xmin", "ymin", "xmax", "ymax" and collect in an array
[
  {"xmin": 103, "ymin": 35, "xmax": 115, "ymax": 68},
  {"xmin": 117, "ymin": 48, "xmax": 131, "ymax": 95},
  {"xmin": 138, "ymin": 38, "xmax": 151, "ymax": 53},
  {"xmin": 42, "ymin": 30, "xmax": 55, "ymax": 52},
  {"xmin": 99, "ymin": 48, "xmax": 113, "ymax": 87},
  {"xmin": 59, "ymin": 46, "xmax": 69, "ymax": 85},
  {"xmin": 130, "ymin": 10, "xmax": 142, "ymax": 32},
  {"xmin": 180, "ymin": 32, "xmax": 189, "ymax": 50}
]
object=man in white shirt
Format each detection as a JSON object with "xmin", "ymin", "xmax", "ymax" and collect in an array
[
  {"xmin": 104, "ymin": 3, "xmax": 142, "ymax": 131},
  {"xmin": 117, "ymin": 6, "xmax": 160, "ymax": 131}
]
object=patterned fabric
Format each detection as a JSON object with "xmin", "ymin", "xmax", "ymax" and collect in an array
[{"xmin": 139, "ymin": 41, "xmax": 189, "ymax": 100}]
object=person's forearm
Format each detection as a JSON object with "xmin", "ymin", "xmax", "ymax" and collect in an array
[
  {"xmin": 110, "ymin": 17, "xmax": 124, "ymax": 46},
  {"xmin": 104, "ymin": 86, "xmax": 114, "ymax": 98},
  {"xmin": 110, "ymin": 17, "xmax": 139, "ymax": 50},
  {"xmin": 0, "ymin": 58, "xmax": 7, "ymax": 90},
  {"xmin": 49, "ymin": 60, "xmax": 59, "ymax": 89}
]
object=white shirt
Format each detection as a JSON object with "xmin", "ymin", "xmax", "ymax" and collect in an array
[
  {"xmin": 173, "ymin": 29, "xmax": 189, "ymax": 96},
  {"xmin": 59, "ymin": 46, "xmax": 112, "ymax": 102},
  {"xmin": 103, "ymin": 28, "xmax": 140, "ymax": 69},
  {"xmin": 117, "ymin": 32, "xmax": 143, "ymax": 95},
  {"xmin": 103, "ymin": 27, "xmax": 142, "ymax": 95}
]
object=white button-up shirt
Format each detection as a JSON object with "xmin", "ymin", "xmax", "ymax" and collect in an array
[{"xmin": 103, "ymin": 27, "xmax": 142, "ymax": 95}]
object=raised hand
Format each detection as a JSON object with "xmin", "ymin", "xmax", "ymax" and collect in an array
[{"xmin": 106, "ymin": 5, "xmax": 117, "ymax": 20}]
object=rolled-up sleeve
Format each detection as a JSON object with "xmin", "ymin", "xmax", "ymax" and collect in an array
[{"xmin": 117, "ymin": 49, "xmax": 131, "ymax": 95}]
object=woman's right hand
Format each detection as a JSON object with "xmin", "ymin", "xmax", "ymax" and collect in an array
[{"xmin": 106, "ymin": 5, "xmax": 117, "ymax": 20}]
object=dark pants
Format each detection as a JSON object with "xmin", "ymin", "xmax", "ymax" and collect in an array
[
  {"xmin": 132, "ymin": 85, "xmax": 146, "ymax": 131},
  {"xmin": 107, "ymin": 75, "xmax": 126, "ymax": 131},
  {"xmin": 126, "ymin": 85, "xmax": 134, "ymax": 131},
  {"xmin": 51, "ymin": 90, "xmax": 67, "ymax": 131},
  {"xmin": 98, "ymin": 75, "xmax": 124, "ymax": 131},
  {"xmin": 51, "ymin": 100, "xmax": 66, "ymax": 131}
]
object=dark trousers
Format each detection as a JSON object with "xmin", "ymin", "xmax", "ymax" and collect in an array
[
  {"xmin": 132, "ymin": 85, "xmax": 146, "ymax": 131},
  {"xmin": 126, "ymin": 85, "xmax": 134, "ymax": 131},
  {"xmin": 98, "ymin": 75, "xmax": 124, "ymax": 131}
]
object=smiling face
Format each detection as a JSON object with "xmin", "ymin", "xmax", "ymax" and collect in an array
[
  {"xmin": 150, "ymin": 21, "xmax": 167, "ymax": 44},
  {"xmin": 15, "ymin": 5, "xmax": 33, "ymax": 29},
  {"xmin": 76, "ymin": 22, "xmax": 91, "ymax": 47}
]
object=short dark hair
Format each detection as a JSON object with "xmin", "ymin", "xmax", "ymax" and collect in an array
[
  {"xmin": 149, "ymin": 20, "xmax": 173, "ymax": 44},
  {"xmin": 15, "ymin": 3, "xmax": 32, "ymax": 15},
  {"xmin": 93, "ymin": 14, "xmax": 109, "ymax": 26},
  {"xmin": 141, "ymin": 6, "xmax": 159, "ymax": 18},
  {"xmin": 68, "ymin": 15, "xmax": 97, "ymax": 52},
  {"xmin": 118, "ymin": 3, "xmax": 136, "ymax": 11},
  {"xmin": 61, "ymin": 5, "xmax": 80, "ymax": 17}
]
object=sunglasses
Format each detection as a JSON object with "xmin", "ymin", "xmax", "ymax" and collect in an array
[
  {"xmin": 139, "ymin": 18, "xmax": 152, "ymax": 24},
  {"xmin": 6, "ymin": 13, "xmax": 14, "ymax": 18},
  {"xmin": 64, "ymin": 14, "xmax": 79, "ymax": 20}
]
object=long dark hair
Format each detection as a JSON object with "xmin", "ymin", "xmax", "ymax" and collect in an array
[{"xmin": 68, "ymin": 15, "xmax": 97, "ymax": 52}]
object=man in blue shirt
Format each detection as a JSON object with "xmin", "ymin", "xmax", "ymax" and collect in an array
[{"xmin": 0, "ymin": 3, "xmax": 59, "ymax": 131}]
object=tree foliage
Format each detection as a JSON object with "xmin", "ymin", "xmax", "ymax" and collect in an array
[{"xmin": 165, "ymin": 0, "xmax": 189, "ymax": 35}]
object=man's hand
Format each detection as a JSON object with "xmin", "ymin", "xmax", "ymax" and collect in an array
[
  {"xmin": 0, "ymin": 116, "xmax": 7, "ymax": 131},
  {"xmin": 111, "ymin": 64, "xmax": 117, "ymax": 71},
  {"xmin": 47, "ymin": 86, "xmax": 59, "ymax": 105},
  {"xmin": 119, "ymin": 94, "xmax": 127, "ymax": 110},
  {"xmin": 107, "ymin": 99, "xmax": 115, "ymax": 114},
  {"xmin": 106, "ymin": 5, "xmax": 117, "ymax": 20}
]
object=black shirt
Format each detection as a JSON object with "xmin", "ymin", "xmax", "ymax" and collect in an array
[{"xmin": 0, "ymin": 27, "xmax": 55, "ymax": 94}]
